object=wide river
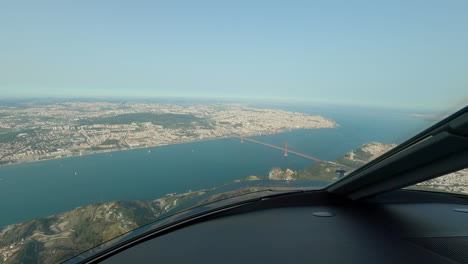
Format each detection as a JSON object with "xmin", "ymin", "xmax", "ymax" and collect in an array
[{"xmin": 0, "ymin": 104, "xmax": 439, "ymax": 228}]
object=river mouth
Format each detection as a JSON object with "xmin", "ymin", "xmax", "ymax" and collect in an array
[{"xmin": 0, "ymin": 105, "xmax": 435, "ymax": 228}]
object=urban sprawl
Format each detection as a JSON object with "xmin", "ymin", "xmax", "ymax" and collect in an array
[{"xmin": 0, "ymin": 102, "xmax": 336, "ymax": 166}]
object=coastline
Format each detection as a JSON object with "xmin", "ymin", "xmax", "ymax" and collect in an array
[
  {"xmin": 1, "ymin": 127, "xmax": 337, "ymax": 168},
  {"xmin": 0, "ymin": 102, "xmax": 339, "ymax": 169},
  {"xmin": 0, "ymin": 135, "xmax": 233, "ymax": 168}
]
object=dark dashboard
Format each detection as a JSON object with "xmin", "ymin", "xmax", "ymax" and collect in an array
[{"xmin": 97, "ymin": 190, "xmax": 468, "ymax": 264}]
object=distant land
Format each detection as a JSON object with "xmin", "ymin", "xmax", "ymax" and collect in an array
[
  {"xmin": 0, "ymin": 101, "xmax": 337, "ymax": 167},
  {"xmin": 410, "ymin": 113, "xmax": 447, "ymax": 121}
]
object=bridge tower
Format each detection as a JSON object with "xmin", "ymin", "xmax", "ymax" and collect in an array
[
  {"xmin": 240, "ymin": 136, "xmax": 244, "ymax": 143},
  {"xmin": 284, "ymin": 142, "xmax": 288, "ymax": 157}
]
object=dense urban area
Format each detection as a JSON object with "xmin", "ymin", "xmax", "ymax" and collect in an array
[
  {"xmin": 414, "ymin": 169, "xmax": 468, "ymax": 194},
  {"xmin": 0, "ymin": 101, "xmax": 336, "ymax": 166}
]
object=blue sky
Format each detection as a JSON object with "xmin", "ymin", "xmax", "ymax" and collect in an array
[{"xmin": 1, "ymin": 0, "xmax": 467, "ymax": 110}]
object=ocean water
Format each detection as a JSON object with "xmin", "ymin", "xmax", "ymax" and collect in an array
[{"xmin": 0, "ymin": 105, "xmax": 437, "ymax": 228}]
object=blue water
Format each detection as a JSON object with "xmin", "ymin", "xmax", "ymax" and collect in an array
[{"xmin": 0, "ymin": 105, "xmax": 437, "ymax": 228}]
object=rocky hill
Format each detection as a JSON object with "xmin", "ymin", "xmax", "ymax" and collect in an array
[{"xmin": 0, "ymin": 191, "xmax": 204, "ymax": 264}]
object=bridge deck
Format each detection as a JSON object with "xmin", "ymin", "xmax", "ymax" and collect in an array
[{"xmin": 236, "ymin": 136, "xmax": 322, "ymax": 162}]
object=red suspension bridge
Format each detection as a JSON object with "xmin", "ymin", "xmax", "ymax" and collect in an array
[{"xmin": 236, "ymin": 136, "xmax": 322, "ymax": 162}]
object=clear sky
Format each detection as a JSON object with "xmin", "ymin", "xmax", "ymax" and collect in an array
[{"xmin": 1, "ymin": 0, "xmax": 467, "ymax": 110}]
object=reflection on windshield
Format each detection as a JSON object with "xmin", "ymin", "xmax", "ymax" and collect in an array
[{"xmin": 62, "ymin": 181, "xmax": 322, "ymax": 264}]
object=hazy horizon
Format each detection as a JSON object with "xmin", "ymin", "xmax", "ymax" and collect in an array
[
  {"xmin": 1, "ymin": 1, "xmax": 467, "ymax": 111},
  {"xmin": 0, "ymin": 95, "xmax": 459, "ymax": 115}
]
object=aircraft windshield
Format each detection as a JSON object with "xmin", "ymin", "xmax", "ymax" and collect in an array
[{"xmin": 0, "ymin": 1, "xmax": 467, "ymax": 263}]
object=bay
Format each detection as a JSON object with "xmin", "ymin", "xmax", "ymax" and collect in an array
[{"xmin": 0, "ymin": 104, "xmax": 437, "ymax": 228}]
